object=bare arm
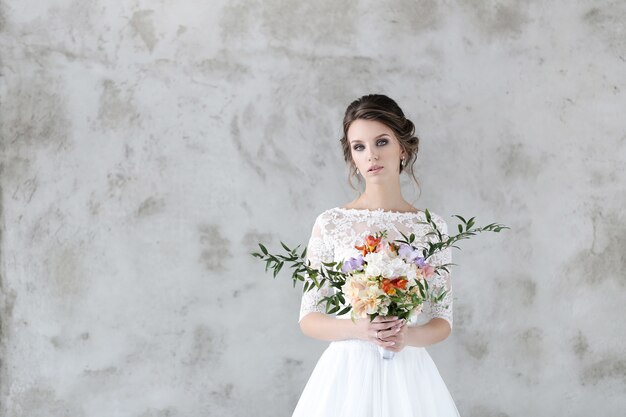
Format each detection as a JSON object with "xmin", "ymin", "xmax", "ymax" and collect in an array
[{"xmin": 405, "ymin": 318, "xmax": 451, "ymax": 348}]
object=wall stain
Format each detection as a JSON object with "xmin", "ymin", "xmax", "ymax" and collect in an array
[
  {"xmin": 11, "ymin": 175, "xmax": 38, "ymax": 204},
  {"xmin": 582, "ymin": 4, "xmax": 626, "ymax": 56},
  {"xmin": 137, "ymin": 407, "xmax": 177, "ymax": 417},
  {"xmin": 209, "ymin": 383, "xmax": 234, "ymax": 407},
  {"xmin": 453, "ymin": 303, "xmax": 473, "ymax": 328},
  {"xmin": 496, "ymin": 142, "xmax": 549, "ymax": 181},
  {"xmin": 198, "ymin": 224, "xmax": 232, "ymax": 272},
  {"xmin": 0, "ymin": 2, "xmax": 6, "ymax": 32},
  {"xmin": 272, "ymin": 357, "xmax": 304, "ymax": 406},
  {"xmin": 261, "ymin": 112, "xmax": 305, "ymax": 179},
  {"xmin": 181, "ymin": 324, "xmax": 224, "ymax": 367},
  {"xmin": 580, "ymin": 357, "xmax": 626, "ymax": 386},
  {"xmin": 563, "ymin": 207, "xmax": 626, "ymax": 288},
  {"xmin": 9, "ymin": 387, "xmax": 85, "ymax": 417},
  {"xmin": 516, "ymin": 327, "xmax": 543, "ymax": 358},
  {"xmin": 137, "ymin": 196, "xmax": 166, "ymax": 217},
  {"xmin": 459, "ymin": 0, "xmax": 531, "ymax": 39},
  {"xmin": 1, "ymin": 75, "xmax": 72, "ymax": 151},
  {"xmin": 495, "ymin": 273, "xmax": 536, "ymax": 307},
  {"xmin": 44, "ymin": 245, "xmax": 85, "ymax": 300},
  {"xmin": 469, "ymin": 405, "xmax": 511, "ymax": 417},
  {"xmin": 82, "ymin": 365, "xmax": 119, "ymax": 377},
  {"xmin": 461, "ymin": 330, "xmax": 489, "ymax": 360},
  {"xmin": 130, "ymin": 9, "xmax": 158, "ymax": 52},
  {"xmin": 242, "ymin": 230, "xmax": 274, "ymax": 250},
  {"xmin": 377, "ymin": 0, "xmax": 441, "ymax": 34},
  {"xmin": 231, "ymin": 114, "xmax": 266, "ymax": 180},
  {"xmin": 106, "ymin": 170, "xmax": 134, "ymax": 201},
  {"xmin": 97, "ymin": 79, "xmax": 140, "ymax": 131},
  {"xmin": 194, "ymin": 54, "xmax": 250, "ymax": 83},
  {"xmin": 220, "ymin": 0, "xmax": 358, "ymax": 46},
  {"xmin": 571, "ymin": 330, "xmax": 589, "ymax": 360}
]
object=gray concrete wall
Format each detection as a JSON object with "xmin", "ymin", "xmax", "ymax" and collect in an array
[{"xmin": 1, "ymin": 1, "xmax": 625, "ymax": 416}]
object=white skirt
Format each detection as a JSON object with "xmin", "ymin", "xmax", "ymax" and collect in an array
[{"xmin": 292, "ymin": 339, "xmax": 461, "ymax": 417}]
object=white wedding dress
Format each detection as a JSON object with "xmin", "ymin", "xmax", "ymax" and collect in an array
[{"xmin": 292, "ymin": 207, "xmax": 461, "ymax": 417}]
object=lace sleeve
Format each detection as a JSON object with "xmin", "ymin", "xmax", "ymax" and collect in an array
[
  {"xmin": 423, "ymin": 218, "xmax": 454, "ymax": 331},
  {"xmin": 298, "ymin": 215, "xmax": 335, "ymax": 322}
]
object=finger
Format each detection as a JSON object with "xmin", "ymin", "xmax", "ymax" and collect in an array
[
  {"xmin": 371, "ymin": 323, "xmax": 395, "ymax": 332},
  {"xmin": 373, "ymin": 319, "xmax": 404, "ymax": 330},
  {"xmin": 380, "ymin": 326, "xmax": 404, "ymax": 340},
  {"xmin": 379, "ymin": 327, "xmax": 400, "ymax": 340},
  {"xmin": 394, "ymin": 322, "xmax": 406, "ymax": 330},
  {"xmin": 373, "ymin": 315, "xmax": 398, "ymax": 323}
]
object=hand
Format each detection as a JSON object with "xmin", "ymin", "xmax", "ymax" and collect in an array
[
  {"xmin": 378, "ymin": 322, "xmax": 408, "ymax": 352},
  {"xmin": 356, "ymin": 315, "xmax": 406, "ymax": 349}
]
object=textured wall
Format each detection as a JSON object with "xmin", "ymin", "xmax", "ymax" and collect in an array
[{"xmin": 1, "ymin": 1, "xmax": 625, "ymax": 416}]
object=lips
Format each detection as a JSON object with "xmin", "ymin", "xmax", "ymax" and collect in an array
[{"xmin": 368, "ymin": 165, "xmax": 383, "ymax": 172}]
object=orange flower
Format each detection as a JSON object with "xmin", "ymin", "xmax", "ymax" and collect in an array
[
  {"xmin": 395, "ymin": 279, "xmax": 408, "ymax": 290},
  {"xmin": 365, "ymin": 235, "xmax": 381, "ymax": 252},
  {"xmin": 354, "ymin": 234, "xmax": 382, "ymax": 256},
  {"xmin": 381, "ymin": 278, "xmax": 408, "ymax": 295},
  {"xmin": 381, "ymin": 279, "xmax": 393, "ymax": 294}
]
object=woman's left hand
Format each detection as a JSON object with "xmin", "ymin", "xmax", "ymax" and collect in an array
[{"xmin": 379, "ymin": 323, "xmax": 408, "ymax": 352}]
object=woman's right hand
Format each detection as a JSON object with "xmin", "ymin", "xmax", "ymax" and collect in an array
[{"xmin": 356, "ymin": 315, "xmax": 405, "ymax": 347}]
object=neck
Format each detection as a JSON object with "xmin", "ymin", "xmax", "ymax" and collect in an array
[{"xmin": 358, "ymin": 178, "xmax": 408, "ymax": 210}]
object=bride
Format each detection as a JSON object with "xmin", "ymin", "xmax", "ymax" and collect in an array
[{"xmin": 292, "ymin": 94, "xmax": 461, "ymax": 416}]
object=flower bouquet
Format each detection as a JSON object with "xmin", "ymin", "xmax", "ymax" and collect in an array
[{"xmin": 251, "ymin": 209, "xmax": 508, "ymax": 359}]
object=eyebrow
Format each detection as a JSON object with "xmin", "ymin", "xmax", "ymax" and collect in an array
[{"xmin": 349, "ymin": 133, "xmax": 390, "ymax": 144}]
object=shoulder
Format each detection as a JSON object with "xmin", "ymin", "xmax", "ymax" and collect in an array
[{"xmin": 309, "ymin": 208, "xmax": 339, "ymax": 231}]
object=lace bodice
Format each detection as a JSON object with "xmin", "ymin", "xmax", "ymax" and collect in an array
[{"xmin": 298, "ymin": 207, "xmax": 454, "ymax": 330}]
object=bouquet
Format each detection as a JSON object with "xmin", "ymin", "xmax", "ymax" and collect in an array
[{"xmin": 251, "ymin": 209, "xmax": 508, "ymax": 359}]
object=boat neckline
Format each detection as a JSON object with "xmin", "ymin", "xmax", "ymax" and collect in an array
[{"xmin": 333, "ymin": 206, "xmax": 425, "ymax": 216}]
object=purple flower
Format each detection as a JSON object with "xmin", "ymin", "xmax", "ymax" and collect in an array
[
  {"xmin": 398, "ymin": 244, "xmax": 420, "ymax": 263},
  {"xmin": 398, "ymin": 244, "xmax": 429, "ymax": 267},
  {"xmin": 342, "ymin": 255, "xmax": 365, "ymax": 273},
  {"xmin": 415, "ymin": 257, "xmax": 427, "ymax": 268}
]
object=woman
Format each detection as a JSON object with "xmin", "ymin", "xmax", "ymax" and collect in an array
[{"xmin": 292, "ymin": 94, "xmax": 461, "ymax": 416}]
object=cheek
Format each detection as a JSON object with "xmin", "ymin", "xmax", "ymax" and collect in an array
[{"xmin": 350, "ymin": 150, "xmax": 363, "ymax": 162}]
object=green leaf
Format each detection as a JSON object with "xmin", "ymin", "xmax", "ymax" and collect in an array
[
  {"xmin": 258, "ymin": 243, "xmax": 268, "ymax": 255},
  {"xmin": 273, "ymin": 261, "xmax": 284, "ymax": 278},
  {"xmin": 338, "ymin": 306, "xmax": 352, "ymax": 316},
  {"xmin": 452, "ymin": 215, "xmax": 466, "ymax": 224},
  {"xmin": 280, "ymin": 241, "xmax": 291, "ymax": 252}
]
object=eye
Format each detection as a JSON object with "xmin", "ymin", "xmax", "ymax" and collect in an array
[
  {"xmin": 353, "ymin": 144, "xmax": 364, "ymax": 151},
  {"xmin": 377, "ymin": 139, "xmax": 388, "ymax": 146}
]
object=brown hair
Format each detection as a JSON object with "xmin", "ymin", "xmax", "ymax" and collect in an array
[{"xmin": 339, "ymin": 94, "xmax": 421, "ymax": 196}]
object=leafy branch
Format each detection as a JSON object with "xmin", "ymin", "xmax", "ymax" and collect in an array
[
  {"xmin": 394, "ymin": 208, "xmax": 509, "ymax": 278},
  {"xmin": 250, "ymin": 242, "xmax": 349, "ymax": 314}
]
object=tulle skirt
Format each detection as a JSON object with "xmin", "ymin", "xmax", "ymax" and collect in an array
[{"xmin": 292, "ymin": 339, "xmax": 461, "ymax": 417}]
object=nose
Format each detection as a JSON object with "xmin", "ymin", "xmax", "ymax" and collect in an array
[{"xmin": 367, "ymin": 149, "xmax": 379, "ymax": 161}]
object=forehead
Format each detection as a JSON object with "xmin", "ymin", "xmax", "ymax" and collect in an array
[{"xmin": 347, "ymin": 119, "xmax": 394, "ymax": 142}]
